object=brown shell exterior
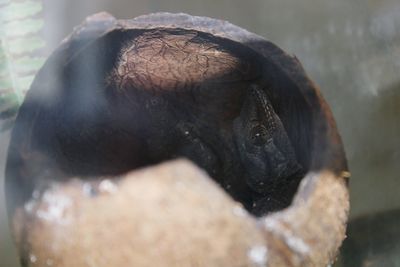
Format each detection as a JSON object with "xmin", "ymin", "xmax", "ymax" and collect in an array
[{"xmin": 6, "ymin": 12, "xmax": 349, "ymax": 267}]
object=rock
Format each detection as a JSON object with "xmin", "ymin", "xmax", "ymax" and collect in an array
[{"xmin": 14, "ymin": 160, "xmax": 266, "ymax": 267}]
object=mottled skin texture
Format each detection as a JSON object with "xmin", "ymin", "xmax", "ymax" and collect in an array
[
  {"xmin": 233, "ymin": 85, "xmax": 303, "ymax": 194},
  {"xmin": 106, "ymin": 30, "xmax": 304, "ymax": 213},
  {"xmin": 6, "ymin": 28, "xmax": 307, "ymax": 228}
]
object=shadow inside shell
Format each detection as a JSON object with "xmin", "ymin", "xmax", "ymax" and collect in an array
[{"xmin": 6, "ymin": 26, "xmax": 326, "ymax": 221}]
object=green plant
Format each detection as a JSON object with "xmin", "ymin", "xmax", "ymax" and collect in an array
[{"xmin": 0, "ymin": 0, "xmax": 45, "ymax": 131}]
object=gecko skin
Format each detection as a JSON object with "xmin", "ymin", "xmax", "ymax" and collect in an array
[{"xmin": 233, "ymin": 85, "xmax": 303, "ymax": 195}]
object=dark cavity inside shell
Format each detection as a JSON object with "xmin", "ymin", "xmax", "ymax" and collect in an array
[{"xmin": 6, "ymin": 20, "xmax": 314, "ymax": 218}]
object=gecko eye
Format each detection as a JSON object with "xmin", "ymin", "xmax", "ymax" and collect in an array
[{"xmin": 249, "ymin": 125, "xmax": 268, "ymax": 145}]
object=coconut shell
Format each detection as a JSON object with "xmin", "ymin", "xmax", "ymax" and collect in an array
[{"xmin": 6, "ymin": 12, "xmax": 349, "ymax": 267}]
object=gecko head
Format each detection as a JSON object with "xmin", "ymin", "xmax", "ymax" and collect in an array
[{"xmin": 233, "ymin": 85, "xmax": 303, "ymax": 194}]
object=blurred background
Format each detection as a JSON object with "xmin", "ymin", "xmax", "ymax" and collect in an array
[{"xmin": 1, "ymin": 0, "xmax": 399, "ymax": 266}]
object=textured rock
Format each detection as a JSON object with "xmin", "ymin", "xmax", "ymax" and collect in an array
[
  {"xmin": 261, "ymin": 171, "xmax": 349, "ymax": 266},
  {"xmin": 12, "ymin": 160, "xmax": 349, "ymax": 267},
  {"xmin": 14, "ymin": 160, "xmax": 266, "ymax": 267}
]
